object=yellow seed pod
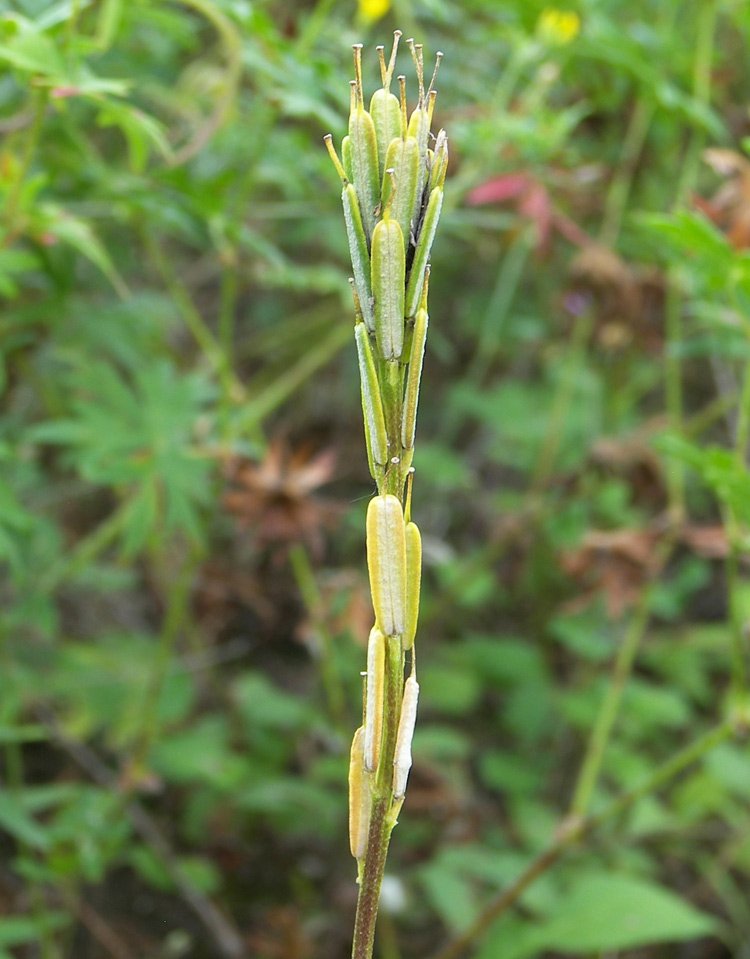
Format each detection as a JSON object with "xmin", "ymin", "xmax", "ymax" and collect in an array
[
  {"xmin": 348, "ymin": 726, "xmax": 371, "ymax": 859},
  {"xmin": 402, "ymin": 521, "xmax": 422, "ymax": 651},
  {"xmin": 366, "ymin": 494, "xmax": 407, "ymax": 637},
  {"xmin": 364, "ymin": 627, "xmax": 386, "ymax": 771}
]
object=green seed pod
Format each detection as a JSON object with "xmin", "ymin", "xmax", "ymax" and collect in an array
[
  {"xmin": 355, "ymin": 322, "xmax": 387, "ymax": 469},
  {"xmin": 348, "ymin": 726, "xmax": 370, "ymax": 859},
  {"xmin": 393, "ymin": 675, "xmax": 419, "ymax": 799},
  {"xmin": 370, "ymin": 31, "xmax": 402, "ymax": 172},
  {"xmin": 342, "ymin": 135, "xmax": 354, "ymax": 184},
  {"xmin": 350, "ymin": 49, "xmax": 380, "ymax": 241},
  {"xmin": 371, "ymin": 89, "xmax": 402, "ymax": 174},
  {"xmin": 405, "ymin": 186, "xmax": 443, "ymax": 318},
  {"xmin": 365, "ymin": 627, "xmax": 386, "ymax": 771},
  {"xmin": 366, "ymin": 494, "xmax": 407, "ymax": 637},
  {"xmin": 402, "ymin": 521, "xmax": 422, "ymax": 651},
  {"xmin": 401, "ymin": 307, "xmax": 428, "ymax": 452},
  {"xmin": 381, "ymin": 136, "xmax": 420, "ymax": 245},
  {"xmin": 343, "ymin": 184, "xmax": 374, "ymax": 331},
  {"xmin": 371, "ymin": 214, "xmax": 406, "ymax": 360}
]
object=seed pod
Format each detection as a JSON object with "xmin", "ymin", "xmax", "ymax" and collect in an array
[
  {"xmin": 348, "ymin": 726, "xmax": 370, "ymax": 859},
  {"xmin": 393, "ymin": 675, "xmax": 420, "ymax": 799},
  {"xmin": 342, "ymin": 135, "xmax": 354, "ymax": 184},
  {"xmin": 366, "ymin": 494, "xmax": 407, "ymax": 637},
  {"xmin": 350, "ymin": 49, "xmax": 380, "ymax": 241},
  {"xmin": 364, "ymin": 627, "xmax": 386, "ymax": 772},
  {"xmin": 355, "ymin": 323, "xmax": 387, "ymax": 469},
  {"xmin": 402, "ymin": 521, "xmax": 422, "ymax": 651},
  {"xmin": 371, "ymin": 214, "xmax": 406, "ymax": 360},
  {"xmin": 381, "ymin": 136, "xmax": 420, "ymax": 245},
  {"xmin": 405, "ymin": 186, "xmax": 442, "ymax": 318},
  {"xmin": 401, "ymin": 307, "xmax": 428, "ymax": 451},
  {"xmin": 343, "ymin": 184, "xmax": 374, "ymax": 331},
  {"xmin": 371, "ymin": 90, "xmax": 402, "ymax": 174},
  {"xmin": 370, "ymin": 31, "xmax": 402, "ymax": 172}
]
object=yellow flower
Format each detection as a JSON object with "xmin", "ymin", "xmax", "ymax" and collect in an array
[
  {"xmin": 537, "ymin": 8, "xmax": 581, "ymax": 46},
  {"xmin": 358, "ymin": 0, "xmax": 391, "ymax": 23}
]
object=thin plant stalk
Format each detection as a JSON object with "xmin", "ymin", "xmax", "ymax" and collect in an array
[
  {"xmin": 664, "ymin": 0, "xmax": 719, "ymax": 526},
  {"xmin": 289, "ymin": 543, "xmax": 347, "ymax": 730},
  {"xmin": 568, "ymin": 540, "xmax": 673, "ymax": 819}
]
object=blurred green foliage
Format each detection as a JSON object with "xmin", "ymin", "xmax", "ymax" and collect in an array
[{"xmin": 2, "ymin": 0, "xmax": 750, "ymax": 957}]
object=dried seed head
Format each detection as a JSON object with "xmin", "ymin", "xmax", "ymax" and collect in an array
[{"xmin": 366, "ymin": 494, "xmax": 407, "ymax": 637}]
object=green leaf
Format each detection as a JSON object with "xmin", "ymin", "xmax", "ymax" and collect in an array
[
  {"xmin": 532, "ymin": 872, "xmax": 719, "ymax": 953},
  {"xmin": 0, "ymin": 793, "xmax": 51, "ymax": 850},
  {"xmin": 0, "ymin": 913, "xmax": 69, "ymax": 948},
  {"xmin": 0, "ymin": 23, "xmax": 65, "ymax": 77},
  {"xmin": 37, "ymin": 205, "xmax": 128, "ymax": 295}
]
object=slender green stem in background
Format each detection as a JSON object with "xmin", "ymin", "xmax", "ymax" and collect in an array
[
  {"xmin": 289, "ymin": 544, "xmax": 347, "ymax": 730},
  {"xmin": 143, "ymin": 230, "xmax": 242, "ymax": 408},
  {"xmin": 469, "ymin": 226, "xmax": 533, "ymax": 383},
  {"xmin": 569, "ymin": 541, "xmax": 673, "ymax": 818},
  {"xmin": 295, "ymin": 0, "xmax": 338, "ymax": 57},
  {"xmin": 235, "ymin": 322, "xmax": 350, "ymax": 431},
  {"xmin": 0, "ymin": 626, "xmax": 60, "ymax": 959},
  {"xmin": 430, "ymin": 718, "xmax": 736, "ymax": 959},
  {"xmin": 664, "ymin": 0, "xmax": 718, "ymax": 526},
  {"xmin": 40, "ymin": 499, "xmax": 130, "ymax": 594},
  {"xmin": 664, "ymin": 273, "xmax": 687, "ymax": 524},
  {"xmin": 724, "ymin": 356, "xmax": 750, "ymax": 701},
  {"xmin": 129, "ymin": 552, "xmax": 200, "ymax": 777},
  {"xmin": 1, "ymin": 90, "xmax": 48, "ymax": 244},
  {"xmin": 530, "ymin": 308, "xmax": 594, "ymax": 493},
  {"xmin": 599, "ymin": 97, "xmax": 653, "ymax": 249},
  {"xmin": 218, "ymin": 262, "xmax": 239, "ymax": 362},
  {"xmin": 168, "ymin": 0, "xmax": 242, "ymax": 167}
]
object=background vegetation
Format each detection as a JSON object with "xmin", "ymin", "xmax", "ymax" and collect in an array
[{"xmin": 2, "ymin": 0, "xmax": 750, "ymax": 957}]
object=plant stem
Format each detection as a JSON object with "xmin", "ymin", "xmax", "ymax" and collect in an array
[
  {"xmin": 599, "ymin": 97, "xmax": 653, "ymax": 249},
  {"xmin": 664, "ymin": 0, "xmax": 718, "ymax": 525},
  {"xmin": 143, "ymin": 230, "xmax": 243, "ymax": 411},
  {"xmin": 2, "ymin": 90, "xmax": 48, "ymax": 244},
  {"xmin": 129, "ymin": 551, "xmax": 199, "ymax": 776},
  {"xmin": 430, "ymin": 718, "xmax": 736, "ymax": 959},
  {"xmin": 288, "ymin": 543, "xmax": 347, "ymax": 730},
  {"xmin": 469, "ymin": 225, "xmax": 533, "ymax": 383},
  {"xmin": 530, "ymin": 307, "xmax": 594, "ymax": 493},
  {"xmin": 569, "ymin": 540, "xmax": 673, "ymax": 818}
]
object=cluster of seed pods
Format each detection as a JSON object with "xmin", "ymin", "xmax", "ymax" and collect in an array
[
  {"xmin": 326, "ymin": 34, "xmax": 446, "ymax": 864},
  {"xmin": 325, "ymin": 33, "xmax": 447, "ymax": 490}
]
